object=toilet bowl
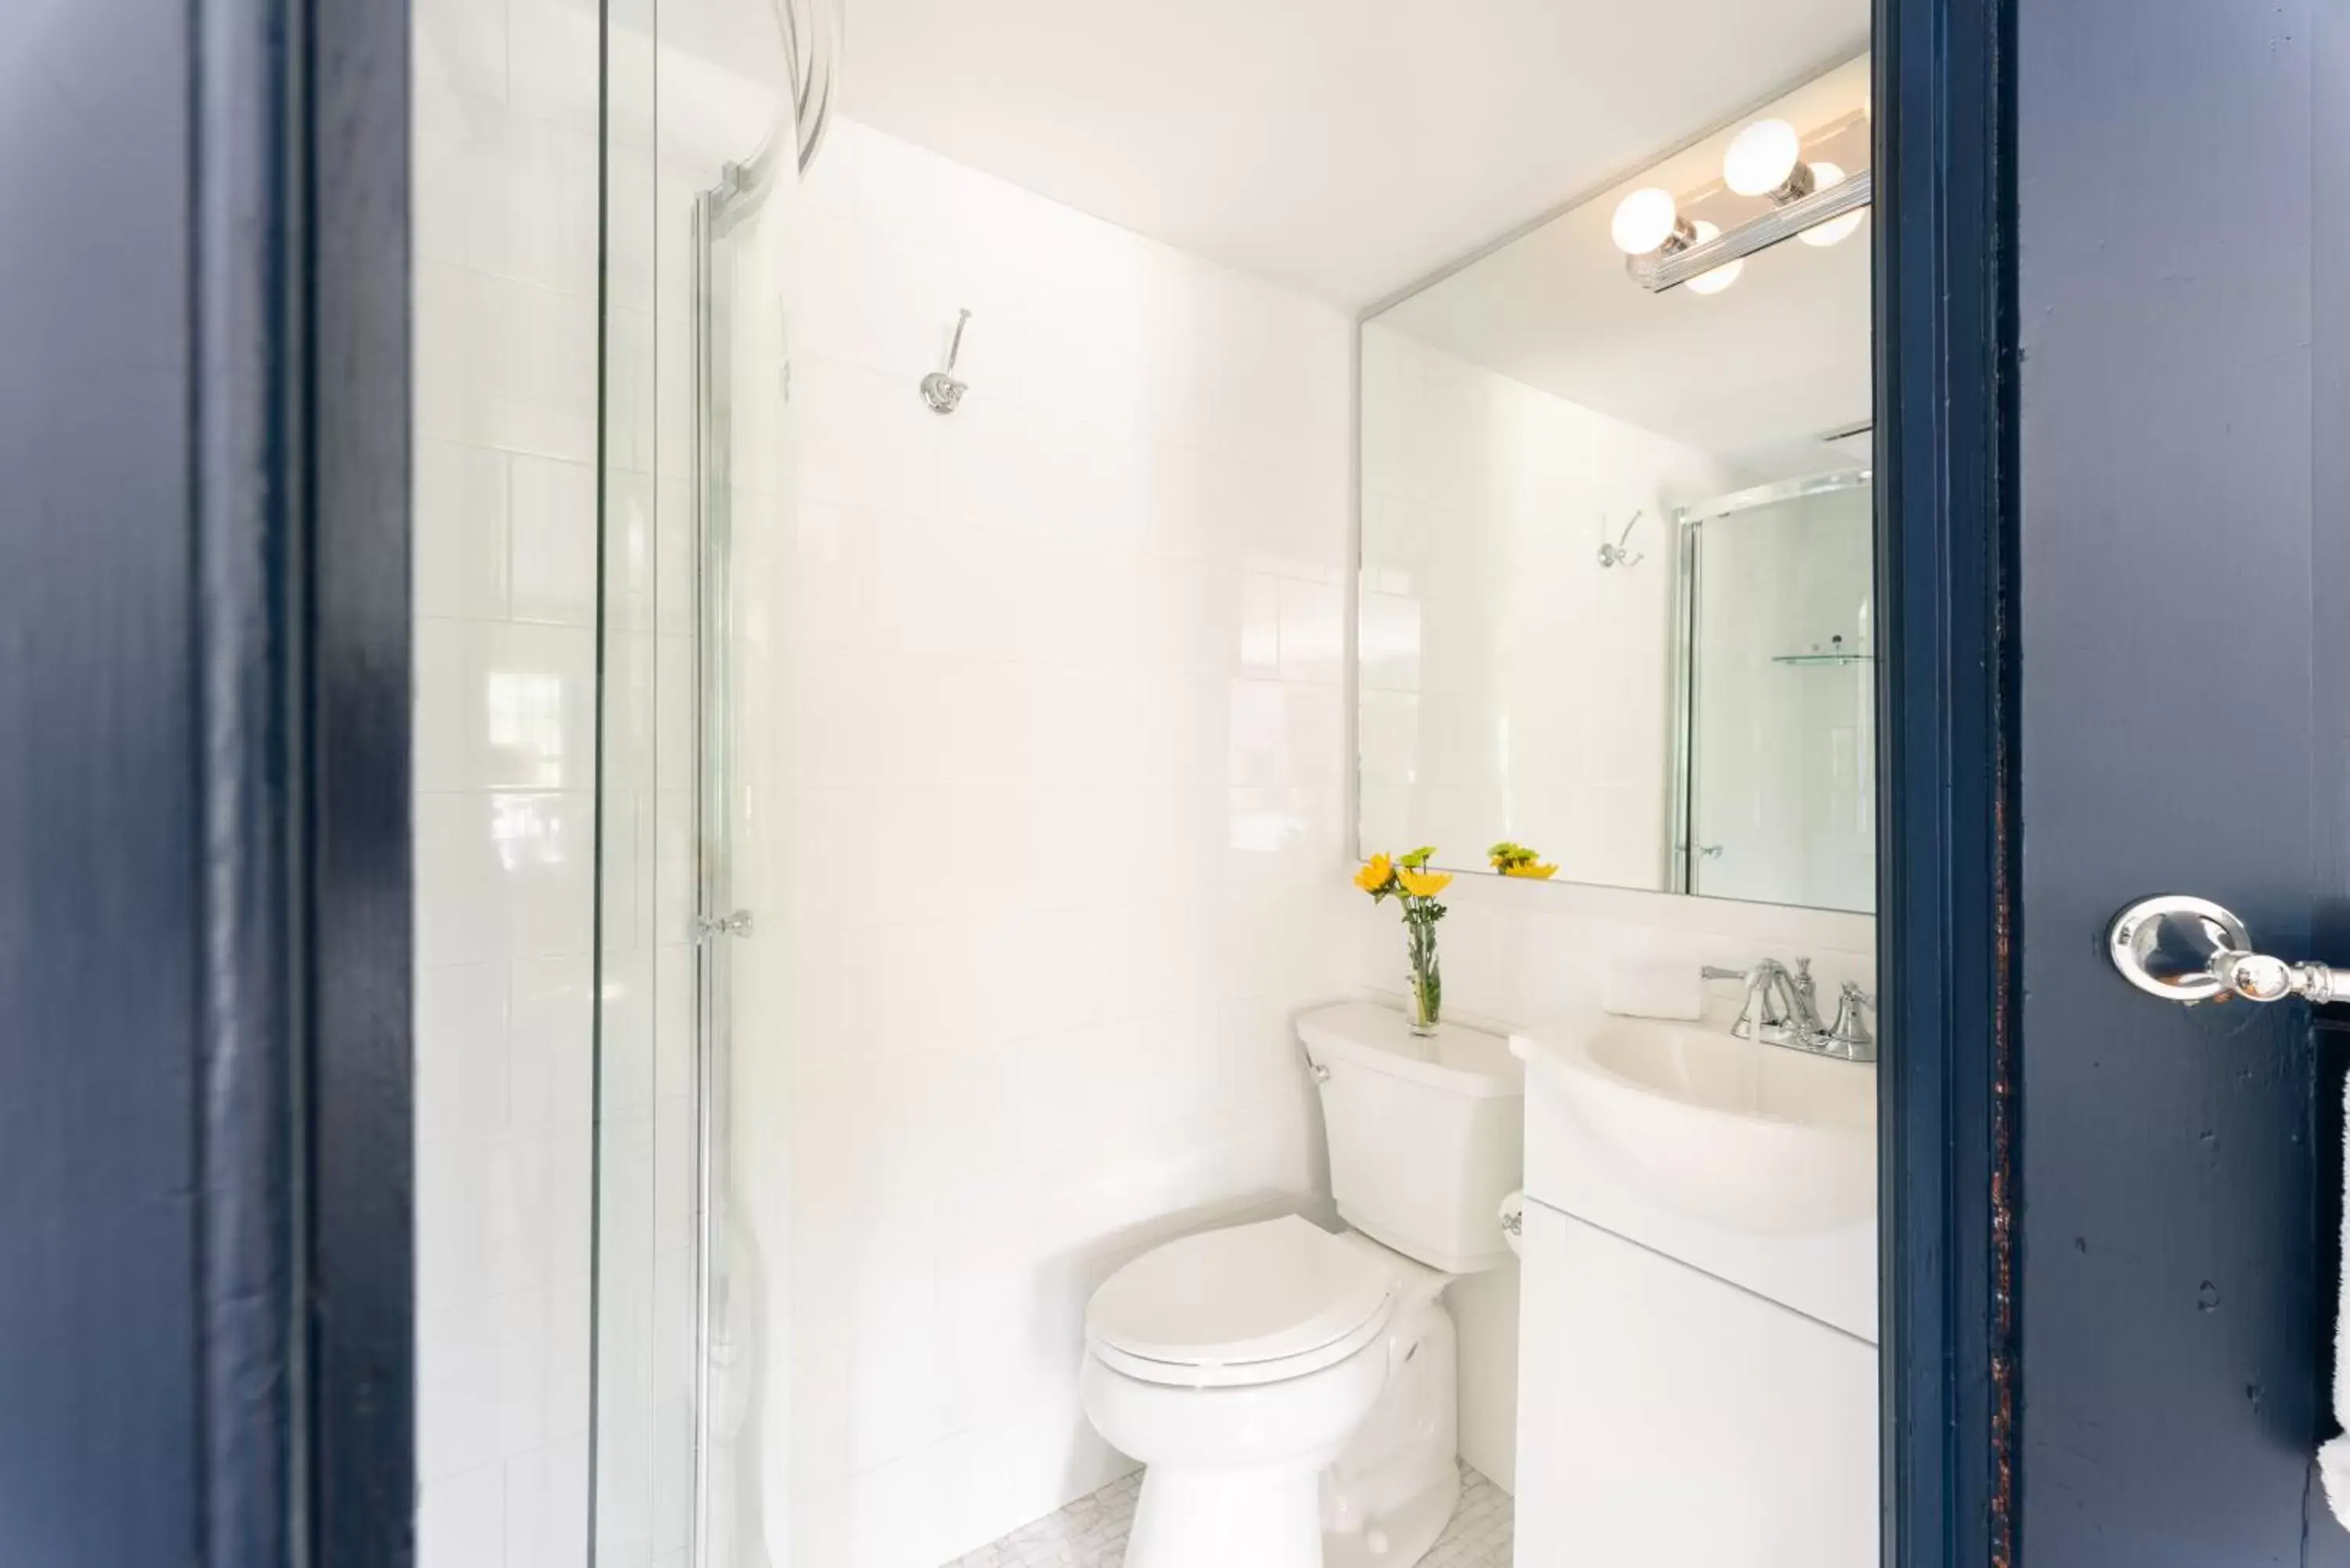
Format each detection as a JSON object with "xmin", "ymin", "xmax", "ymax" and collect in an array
[
  {"xmin": 1076, "ymin": 1002, "xmax": 1523, "ymax": 1567},
  {"xmin": 1079, "ymin": 1214, "xmax": 1460, "ymax": 1568}
]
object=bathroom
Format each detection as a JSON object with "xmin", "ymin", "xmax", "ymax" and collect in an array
[{"xmin": 411, "ymin": 1, "xmax": 1878, "ymax": 1564}]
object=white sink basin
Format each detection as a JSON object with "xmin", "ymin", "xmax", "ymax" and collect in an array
[{"xmin": 1513, "ymin": 1012, "xmax": 1875, "ymax": 1234}]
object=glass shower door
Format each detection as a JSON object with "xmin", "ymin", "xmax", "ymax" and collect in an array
[
  {"xmin": 1677, "ymin": 475, "xmax": 1876, "ymax": 912},
  {"xmin": 591, "ymin": 0, "xmax": 693, "ymax": 1563},
  {"xmin": 593, "ymin": 2, "xmax": 826, "ymax": 1566},
  {"xmin": 688, "ymin": 157, "xmax": 797, "ymax": 1568}
]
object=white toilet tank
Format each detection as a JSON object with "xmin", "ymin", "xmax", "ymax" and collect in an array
[{"xmin": 1297, "ymin": 1002, "xmax": 1525, "ymax": 1274}]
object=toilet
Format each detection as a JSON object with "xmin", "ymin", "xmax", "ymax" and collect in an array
[{"xmin": 1078, "ymin": 1001, "xmax": 1525, "ymax": 1568}]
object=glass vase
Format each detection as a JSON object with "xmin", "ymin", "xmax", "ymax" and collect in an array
[{"xmin": 1406, "ymin": 927, "xmax": 1442, "ymax": 1036}]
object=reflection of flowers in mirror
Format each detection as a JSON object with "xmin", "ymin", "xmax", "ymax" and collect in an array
[{"xmin": 1488, "ymin": 841, "xmax": 1560, "ymax": 880}]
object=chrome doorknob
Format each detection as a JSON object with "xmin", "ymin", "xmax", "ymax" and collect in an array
[{"xmin": 2106, "ymin": 894, "xmax": 2342, "ymax": 1006}]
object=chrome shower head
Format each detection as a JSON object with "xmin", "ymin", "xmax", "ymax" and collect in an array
[
  {"xmin": 919, "ymin": 370, "xmax": 967, "ymax": 414},
  {"xmin": 920, "ymin": 309, "xmax": 972, "ymax": 414}
]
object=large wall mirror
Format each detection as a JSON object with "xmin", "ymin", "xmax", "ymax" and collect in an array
[{"xmin": 1358, "ymin": 52, "xmax": 1875, "ymax": 913}]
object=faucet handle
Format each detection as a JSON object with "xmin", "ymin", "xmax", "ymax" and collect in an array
[
  {"xmin": 1707, "ymin": 962, "xmax": 1771, "ymax": 1039},
  {"xmin": 1828, "ymin": 981, "xmax": 1875, "ymax": 1050},
  {"xmin": 1789, "ymin": 956, "xmax": 1815, "ymax": 999}
]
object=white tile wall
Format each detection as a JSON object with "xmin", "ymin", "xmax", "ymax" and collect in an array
[{"xmin": 755, "ymin": 119, "xmax": 1360, "ymax": 1568}]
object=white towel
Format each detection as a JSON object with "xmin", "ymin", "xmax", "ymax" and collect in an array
[
  {"xmin": 2320, "ymin": 1071, "xmax": 2350, "ymax": 1527},
  {"xmin": 1600, "ymin": 959, "xmax": 1703, "ymax": 1021}
]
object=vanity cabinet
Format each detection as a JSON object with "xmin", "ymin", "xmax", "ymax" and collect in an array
[{"xmin": 1513, "ymin": 1197, "xmax": 1878, "ymax": 1566}]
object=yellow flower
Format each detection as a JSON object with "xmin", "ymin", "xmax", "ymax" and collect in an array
[
  {"xmin": 1397, "ymin": 867, "xmax": 1452, "ymax": 898},
  {"xmin": 1354, "ymin": 854, "xmax": 1394, "ymax": 894},
  {"xmin": 1503, "ymin": 861, "xmax": 1559, "ymax": 880}
]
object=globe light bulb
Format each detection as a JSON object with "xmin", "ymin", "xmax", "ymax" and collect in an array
[
  {"xmin": 1798, "ymin": 161, "xmax": 1867, "ymax": 247},
  {"xmin": 1611, "ymin": 187, "xmax": 1681, "ymax": 256},
  {"xmin": 1723, "ymin": 118, "xmax": 1802, "ymax": 197},
  {"xmin": 1683, "ymin": 221, "xmax": 1742, "ymax": 294}
]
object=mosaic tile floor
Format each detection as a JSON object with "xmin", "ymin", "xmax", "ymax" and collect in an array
[{"xmin": 943, "ymin": 1460, "xmax": 1513, "ymax": 1567}]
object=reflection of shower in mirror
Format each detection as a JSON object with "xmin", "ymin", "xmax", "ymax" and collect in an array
[{"xmin": 1598, "ymin": 510, "xmax": 1647, "ymax": 569}]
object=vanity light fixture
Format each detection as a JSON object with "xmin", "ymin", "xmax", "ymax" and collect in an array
[
  {"xmin": 1722, "ymin": 118, "xmax": 1813, "ymax": 201},
  {"xmin": 1608, "ymin": 186, "xmax": 1694, "ymax": 258},
  {"xmin": 1796, "ymin": 163, "xmax": 1866, "ymax": 247},
  {"xmin": 1681, "ymin": 221, "xmax": 1743, "ymax": 294},
  {"xmin": 1613, "ymin": 119, "xmax": 1874, "ymax": 295}
]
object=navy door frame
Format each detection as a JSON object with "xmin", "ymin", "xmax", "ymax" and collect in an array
[
  {"xmin": 1876, "ymin": 0, "xmax": 2017, "ymax": 1564},
  {"xmin": 197, "ymin": 0, "xmax": 415, "ymax": 1559},
  {"xmin": 205, "ymin": 0, "xmax": 414, "ymax": 1551},
  {"xmin": 201, "ymin": 0, "xmax": 415, "ymax": 1559},
  {"xmin": 201, "ymin": 0, "xmax": 415, "ymax": 1552},
  {"xmin": 301, "ymin": 0, "xmax": 416, "ymax": 1555},
  {"xmin": 1, "ymin": 0, "xmax": 412, "ymax": 1563}
]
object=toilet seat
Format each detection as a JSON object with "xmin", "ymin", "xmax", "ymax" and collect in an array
[{"xmin": 1085, "ymin": 1216, "xmax": 1400, "ymax": 1389}]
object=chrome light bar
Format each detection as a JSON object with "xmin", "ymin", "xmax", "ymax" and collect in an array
[{"xmin": 1629, "ymin": 168, "xmax": 1874, "ymax": 294}]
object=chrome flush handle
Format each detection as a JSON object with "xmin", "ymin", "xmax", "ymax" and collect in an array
[{"xmin": 2106, "ymin": 894, "xmax": 2343, "ymax": 1006}]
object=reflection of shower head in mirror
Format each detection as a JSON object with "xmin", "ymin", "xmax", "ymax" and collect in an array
[{"xmin": 1598, "ymin": 510, "xmax": 1646, "ymax": 569}]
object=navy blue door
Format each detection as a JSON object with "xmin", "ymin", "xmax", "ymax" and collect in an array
[
  {"xmin": 2013, "ymin": 2, "xmax": 2350, "ymax": 1563},
  {"xmin": 1882, "ymin": 0, "xmax": 2350, "ymax": 1560},
  {"xmin": 1, "ymin": 3, "xmax": 208, "ymax": 1555}
]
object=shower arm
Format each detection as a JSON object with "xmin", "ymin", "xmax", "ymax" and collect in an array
[{"xmin": 943, "ymin": 309, "xmax": 969, "ymax": 373}]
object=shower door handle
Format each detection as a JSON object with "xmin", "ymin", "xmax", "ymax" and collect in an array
[
  {"xmin": 2106, "ymin": 894, "xmax": 2342, "ymax": 1005},
  {"xmin": 695, "ymin": 909, "xmax": 754, "ymax": 942}
]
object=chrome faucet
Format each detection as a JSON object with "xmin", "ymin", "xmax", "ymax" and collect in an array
[{"xmin": 1704, "ymin": 957, "xmax": 1873, "ymax": 1062}]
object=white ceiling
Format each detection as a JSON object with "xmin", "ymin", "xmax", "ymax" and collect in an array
[
  {"xmin": 839, "ymin": 0, "xmax": 1871, "ymax": 309},
  {"xmin": 1377, "ymin": 56, "xmax": 1875, "ymax": 479}
]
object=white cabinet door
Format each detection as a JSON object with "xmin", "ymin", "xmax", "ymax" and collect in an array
[{"xmin": 1515, "ymin": 1199, "xmax": 1878, "ymax": 1568}]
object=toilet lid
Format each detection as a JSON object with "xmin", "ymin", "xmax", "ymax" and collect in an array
[{"xmin": 1086, "ymin": 1216, "xmax": 1397, "ymax": 1371}]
